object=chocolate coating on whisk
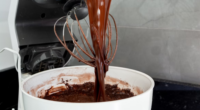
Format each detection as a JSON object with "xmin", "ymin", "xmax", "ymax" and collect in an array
[{"xmin": 54, "ymin": 0, "xmax": 118, "ymax": 102}]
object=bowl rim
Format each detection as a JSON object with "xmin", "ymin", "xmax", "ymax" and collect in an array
[{"xmin": 22, "ymin": 65, "xmax": 155, "ymax": 105}]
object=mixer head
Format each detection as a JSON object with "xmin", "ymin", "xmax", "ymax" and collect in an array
[
  {"xmin": 33, "ymin": 0, "xmax": 88, "ymax": 20},
  {"xmin": 63, "ymin": 0, "xmax": 88, "ymax": 20}
]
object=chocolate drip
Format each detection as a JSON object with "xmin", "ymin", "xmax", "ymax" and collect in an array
[{"xmin": 87, "ymin": 0, "xmax": 112, "ymax": 101}]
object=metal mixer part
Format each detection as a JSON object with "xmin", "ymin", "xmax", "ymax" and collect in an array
[
  {"xmin": 63, "ymin": 0, "xmax": 88, "ymax": 21},
  {"xmin": 63, "ymin": 17, "xmax": 76, "ymax": 67},
  {"xmin": 62, "ymin": 10, "xmax": 90, "ymax": 67},
  {"xmin": 12, "ymin": 0, "xmax": 90, "ymax": 73},
  {"xmin": 15, "ymin": 0, "xmax": 91, "ymax": 73},
  {"xmin": 54, "ymin": 5, "xmax": 119, "ymax": 67}
]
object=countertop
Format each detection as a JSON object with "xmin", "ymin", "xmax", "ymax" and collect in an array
[
  {"xmin": 152, "ymin": 79, "xmax": 200, "ymax": 110},
  {"xmin": 1, "ymin": 68, "xmax": 200, "ymax": 110}
]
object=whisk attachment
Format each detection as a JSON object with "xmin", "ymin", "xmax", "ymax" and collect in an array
[
  {"xmin": 54, "ymin": 10, "xmax": 118, "ymax": 68},
  {"xmin": 55, "ymin": 0, "xmax": 118, "ymax": 102}
]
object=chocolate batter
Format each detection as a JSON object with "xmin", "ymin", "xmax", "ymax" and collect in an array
[{"xmin": 43, "ymin": 82, "xmax": 134, "ymax": 102}]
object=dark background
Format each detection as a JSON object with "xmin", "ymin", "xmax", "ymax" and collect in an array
[{"xmin": 0, "ymin": 69, "xmax": 18, "ymax": 110}]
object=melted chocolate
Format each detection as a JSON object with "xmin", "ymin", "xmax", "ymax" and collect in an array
[
  {"xmin": 43, "ymin": 82, "xmax": 134, "ymax": 102},
  {"xmin": 87, "ymin": 0, "xmax": 112, "ymax": 101}
]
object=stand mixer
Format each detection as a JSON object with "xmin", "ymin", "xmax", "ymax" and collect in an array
[
  {"xmin": 1, "ymin": 0, "xmax": 118, "ymax": 109},
  {"xmin": 3, "ymin": 0, "xmax": 89, "ymax": 109},
  {"xmin": 1, "ymin": 0, "xmax": 153, "ymax": 110},
  {"xmin": 9, "ymin": 0, "xmax": 89, "ymax": 75}
]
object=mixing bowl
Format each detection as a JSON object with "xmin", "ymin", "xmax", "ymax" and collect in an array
[{"xmin": 22, "ymin": 66, "xmax": 154, "ymax": 110}]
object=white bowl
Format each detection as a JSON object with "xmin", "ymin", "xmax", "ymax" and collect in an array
[{"xmin": 22, "ymin": 66, "xmax": 154, "ymax": 110}]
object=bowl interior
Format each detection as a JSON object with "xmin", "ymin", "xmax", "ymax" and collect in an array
[{"xmin": 22, "ymin": 66, "xmax": 154, "ymax": 98}]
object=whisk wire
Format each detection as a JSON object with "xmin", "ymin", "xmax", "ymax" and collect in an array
[
  {"xmin": 66, "ymin": 14, "xmax": 95, "ymax": 60},
  {"xmin": 54, "ymin": 10, "xmax": 118, "ymax": 67},
  {"xmin": 54, "ymin": 16, "xmax": 95, "ymax": 67},
  {"xmin": 73, "ymin": 11, "xmax": 95, "ymax": 55}
]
